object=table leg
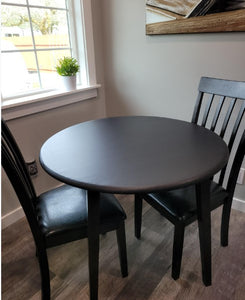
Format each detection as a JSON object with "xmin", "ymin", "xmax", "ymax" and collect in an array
[
  {"xmin": 196, "ymin": 180, "xmax": 212, "ymax": 286},
  {"xmin": 87, "ymin": 190, "xmax": 100, "ymax": 300}
]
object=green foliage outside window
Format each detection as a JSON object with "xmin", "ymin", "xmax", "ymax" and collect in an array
[{"xmin": 1, "ymin": 4, "xmax": 59, "ymax": 35}]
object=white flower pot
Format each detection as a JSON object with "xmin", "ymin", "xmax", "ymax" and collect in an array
[{"xmin": 61, "ymin": 75, "xmax": 77, "ymax": 91}]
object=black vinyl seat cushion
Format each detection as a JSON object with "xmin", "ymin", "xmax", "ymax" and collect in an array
[
  {"xmin": 36, "ymin": 185, "xmax": 126, "ymax": 248},
  {"xmin": 146, "ymin": 182, "xmax": 229, "ymax": 223}
]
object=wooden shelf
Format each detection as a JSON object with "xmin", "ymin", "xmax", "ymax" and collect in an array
[{"xmin": 146, "ymin": 9, "xmax": 245, "ymax": 35}]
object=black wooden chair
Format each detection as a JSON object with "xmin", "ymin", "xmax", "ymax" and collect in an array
[
  {"xmin": 134, "ymin": 77, "xmax": 245, "ymax": 280},
  {"xmin": 1, "ymin": 119, "xmax": 128, "ymax": 300}
]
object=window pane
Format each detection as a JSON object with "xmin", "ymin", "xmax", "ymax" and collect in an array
[
  {"xmin": 1, "ymin": 51, "xmax": 40, "ymax": 97},
  {"xmin": 1, "ymin": 0, "xmax": 87, "ymax": 99},
  {"xmin": 37, "ymin": 49, "xmax": 71, "ymax": 89},
  {"xmin": 2, "ymin": 0, "xmax": 26, "ymax": 4},
  {"xmin": 30, "ymin": 8, "xmax": 70, "ymax": 48},
  {"xmin": 1, "ymin": 5, "xmax": 33, "ymax": 51},
  {"xmin": 28, "ymin": 0, "xmax": 66, "ymax": 8}
]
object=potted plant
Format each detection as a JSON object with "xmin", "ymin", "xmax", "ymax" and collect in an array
[{"xmin": 56, "ymin": 56, "xmax": 80, "ymax": 91}]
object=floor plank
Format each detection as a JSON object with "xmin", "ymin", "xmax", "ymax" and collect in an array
[{"xmin": 2, "ymin": 195, "xmax": 245, "ymax": 299}]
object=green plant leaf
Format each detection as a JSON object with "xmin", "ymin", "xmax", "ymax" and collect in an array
[{"xmin": 55, "ymin": 56, "xmax": 80, "ymax": 76}]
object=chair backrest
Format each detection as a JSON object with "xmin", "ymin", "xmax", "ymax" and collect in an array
[
  {"xmin": 1, "ymin": 119, "xmax": 44, "ymax": 248},
  {"xmin": 2, "ymin": 119, "xmax": 36, "ymax": 198},
  {"xmin": 192, "ymin": 77, "xmax": 245, "ymax": 196}
]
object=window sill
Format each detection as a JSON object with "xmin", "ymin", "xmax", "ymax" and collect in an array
[{"xmin": 1, "ymin": 84, "xmax": 100, "ymax": 120}]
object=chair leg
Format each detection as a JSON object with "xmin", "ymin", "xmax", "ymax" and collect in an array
[
  {"xmin": 87, "ymin": 191, "xmax": 100, "ymax": 300},
  {"xmin": 172, "ymin": 223, "xmax": 185, "ymax": 280},
  {"xmin": 37, "ymin": 248, "xmax": 50, "ymax": 300},
  {"xmin": 116, "ymin": 222, "xmax": 128, "ymax": 278},
  {"xmin": 221, "ymin": 199, "xmax": 232, "ymax": 247},
  {"xmin": 135, "ymin": 194, "xmax": 143, "ymax": 239}
]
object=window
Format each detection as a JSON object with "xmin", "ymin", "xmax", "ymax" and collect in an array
[{"xmin": 1, "ymin": 0, "xmax": 96, "ymax": 101}]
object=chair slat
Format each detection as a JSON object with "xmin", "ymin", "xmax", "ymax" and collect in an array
[
  {"xmin": 219, "ymin": 102, "xmax": 245, "ymax": 186},
  {"xmin": 220, "ymin": 98, "xmax": 236, "ymax": 138},
  {"xmin": 210, "ymin": 96, "xmax": 225, "ymax": 132},
  {"xmin": 191, "ymin": 91, "xmax": 203, "ymax": 124},
  {"xmin": 227, "ymin": 102, "xmax": 245, "ymax": 152},
  {"xmin": 2, "ymin": 141, "xmax": 36, "ymax": 212},
  {"xmin": 201, "ymin": 94, "xmax": 215, "ymax": 127},
  {"xmin": 1, "ymin": 119, "xmax": 36, "ymax": 199},
  {"xmin": 226, "ymin": 131, "xmax": 245, "ymax": 194}
]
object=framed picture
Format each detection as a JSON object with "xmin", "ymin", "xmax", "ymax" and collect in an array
[{"xmin": 146, "ymin": 0, "xmax": 245, "ymax": 35}]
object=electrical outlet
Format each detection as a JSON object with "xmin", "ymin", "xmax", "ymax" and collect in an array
[
  {"xmin": 26, "ymin": 160, "xmax": 38, "ymax": 176},
  {"xmin": 237, "ymin": 168, "xmax": 245, "ymax": 185}
]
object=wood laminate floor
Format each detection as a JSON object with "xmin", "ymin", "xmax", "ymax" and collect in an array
[{"xmin": 2, "ymin": 195, "xmax": 245, "ymax": 299}]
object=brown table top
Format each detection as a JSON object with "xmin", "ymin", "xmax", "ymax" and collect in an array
[{"xmin": 40, "ymin": 116, "xmax": 229, "ymax": 194}]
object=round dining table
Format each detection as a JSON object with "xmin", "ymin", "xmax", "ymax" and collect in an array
[{"xmin": 40, "ymin": 116, "xmax": 229, "ymax": 300}]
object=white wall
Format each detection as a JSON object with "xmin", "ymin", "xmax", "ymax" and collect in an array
[{"xmin": 101, "ymin": 0, "xmax": 245, "ymax": 206}]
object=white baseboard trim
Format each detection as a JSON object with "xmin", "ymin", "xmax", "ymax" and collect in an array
[
  {"xmin": 232, "ymin": 197, "xmax": 245, "ymax": 213},
  {"xmin": 2, "ymin": 196, "xmax": 245, "ymax": 230},
  {"xmin": 2, "ymin": 206, "xmax": 24, "ymax": 229}
]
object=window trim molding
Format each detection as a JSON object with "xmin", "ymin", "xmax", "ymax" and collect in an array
[
  {"xmin": 1, "ymin": 84, "xmax": 100, "ymax": 120},
  {"xmin": 81, "ymin": 0, "xmax": 97, "ymax": 86}
]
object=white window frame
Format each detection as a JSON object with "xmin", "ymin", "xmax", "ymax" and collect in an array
[{"xmin": 1, "ymin": 0, "xmax": 100, "ymax": 121}]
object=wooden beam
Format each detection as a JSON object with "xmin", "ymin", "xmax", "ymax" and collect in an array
[{"xmin": 146, "ymin": 9, "xmax": 245, "ymax": 35}]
